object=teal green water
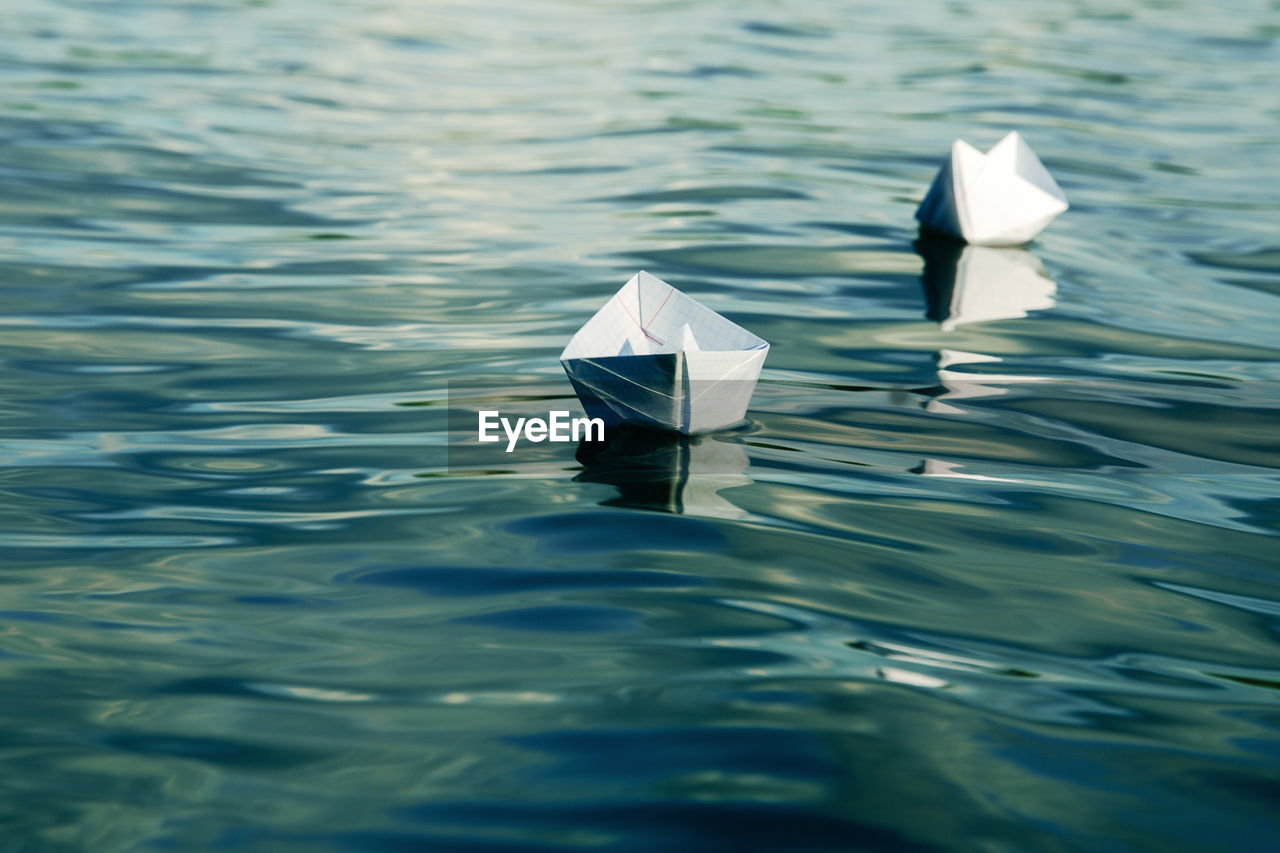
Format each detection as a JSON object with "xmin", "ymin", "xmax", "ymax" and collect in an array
[{"xmin": 2, "ymin": 1, "xmax": 1279, "ymax": 850}]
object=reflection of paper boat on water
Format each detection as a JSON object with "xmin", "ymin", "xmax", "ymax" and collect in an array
[
  {"xmin": 915, "ymin": 131, "xmax": 1068, "ymax": 246},
  {"xmin": 916, "ymin": 236, "xmax": 1056, "ymax": 331},
  {"xmin": 575, "ymin": 427, "xmax": 751, "ymax": 518},
  {"xmin": 927, "ymin": 349, "xmax": 1055, "ymax": 415},
  {"xmin": 914, "ymin": 458, "xmax": 1020, "ymax": 482},
  {"xmin": 561, "ymin": 271, "xmax": 769, "ymax": 435}
]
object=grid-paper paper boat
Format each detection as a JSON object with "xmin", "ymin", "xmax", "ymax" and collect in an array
[
  {"xmin": 561, "ymin": 271, "xmax": 769, "ymax": 435},
  {"xmin": 915, "ymin": 131, "xmax": 1068, "ymax": 246}
]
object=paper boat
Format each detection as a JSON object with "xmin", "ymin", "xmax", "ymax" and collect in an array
[
  {"xmin": 916, "ymin": 235, "xmax": 1057, "ymax": 331},
  {"xmin": 560, "ymin": 271, "xmax": 769, "ymax": 435},
  {"xmin": 915, "ymin": 131, "xmax": 1068, "ymax": 246}
]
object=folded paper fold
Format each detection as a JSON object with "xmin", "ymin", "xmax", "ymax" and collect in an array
[
  {"xmin": 561, "ymin": 271, "xmax": 769, "ymax": 434},
  {"xmin": 915, "ymin": 131, "xmax": 1068, "ymax": 246}
]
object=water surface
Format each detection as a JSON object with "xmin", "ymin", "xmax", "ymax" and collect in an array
[{"xmin": 1, "ymin": 1, "xmax": 1279, "ymax": 850}]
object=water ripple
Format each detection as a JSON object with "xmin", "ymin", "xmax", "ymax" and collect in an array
[{"xmin": 1, "ymin": 0, "xmax": 1278, "ymax": 849}]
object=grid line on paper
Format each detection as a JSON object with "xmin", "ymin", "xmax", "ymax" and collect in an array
[
  {"xmin": 647, "ymin": 286, "xmax": 675, "ymax": 328},
  {"xmin": 617, "ymin": 292, "xmax": 665, "ymax": 346}
]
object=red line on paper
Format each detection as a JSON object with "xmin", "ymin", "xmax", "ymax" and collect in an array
[
  {"xmin": 647, "ymin": 287, "xmax": 675, "ymax": 327},
  {"xmin": 616, "ymin": 295, "xmax": 664, "ymax": 345}
]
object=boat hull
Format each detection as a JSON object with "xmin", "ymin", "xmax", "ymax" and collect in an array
[{"xmin": 562, "ymin": 349, "xmax": 766, "ymax": 435}]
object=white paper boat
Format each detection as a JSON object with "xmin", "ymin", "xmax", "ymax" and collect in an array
[
  {"xmin": 915, "ymin": 131, "xmax": 1068, "ymax": 246},
  {"xmin": 561, "ymin": 271, "xmax": 769, "ymax": 434},
  {"xmin": 918, "ymin": 237, "xmax": 1057, "ymax": 331}
]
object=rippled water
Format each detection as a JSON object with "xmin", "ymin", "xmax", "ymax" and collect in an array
[{"xmin": 2, "ymin": 1, "xmax": 1279, "ymax": 850}]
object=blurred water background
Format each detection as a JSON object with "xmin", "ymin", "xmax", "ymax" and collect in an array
[{"xmin": 1, "ymin": 0, "xmax": 1278, "ymax": 850}]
